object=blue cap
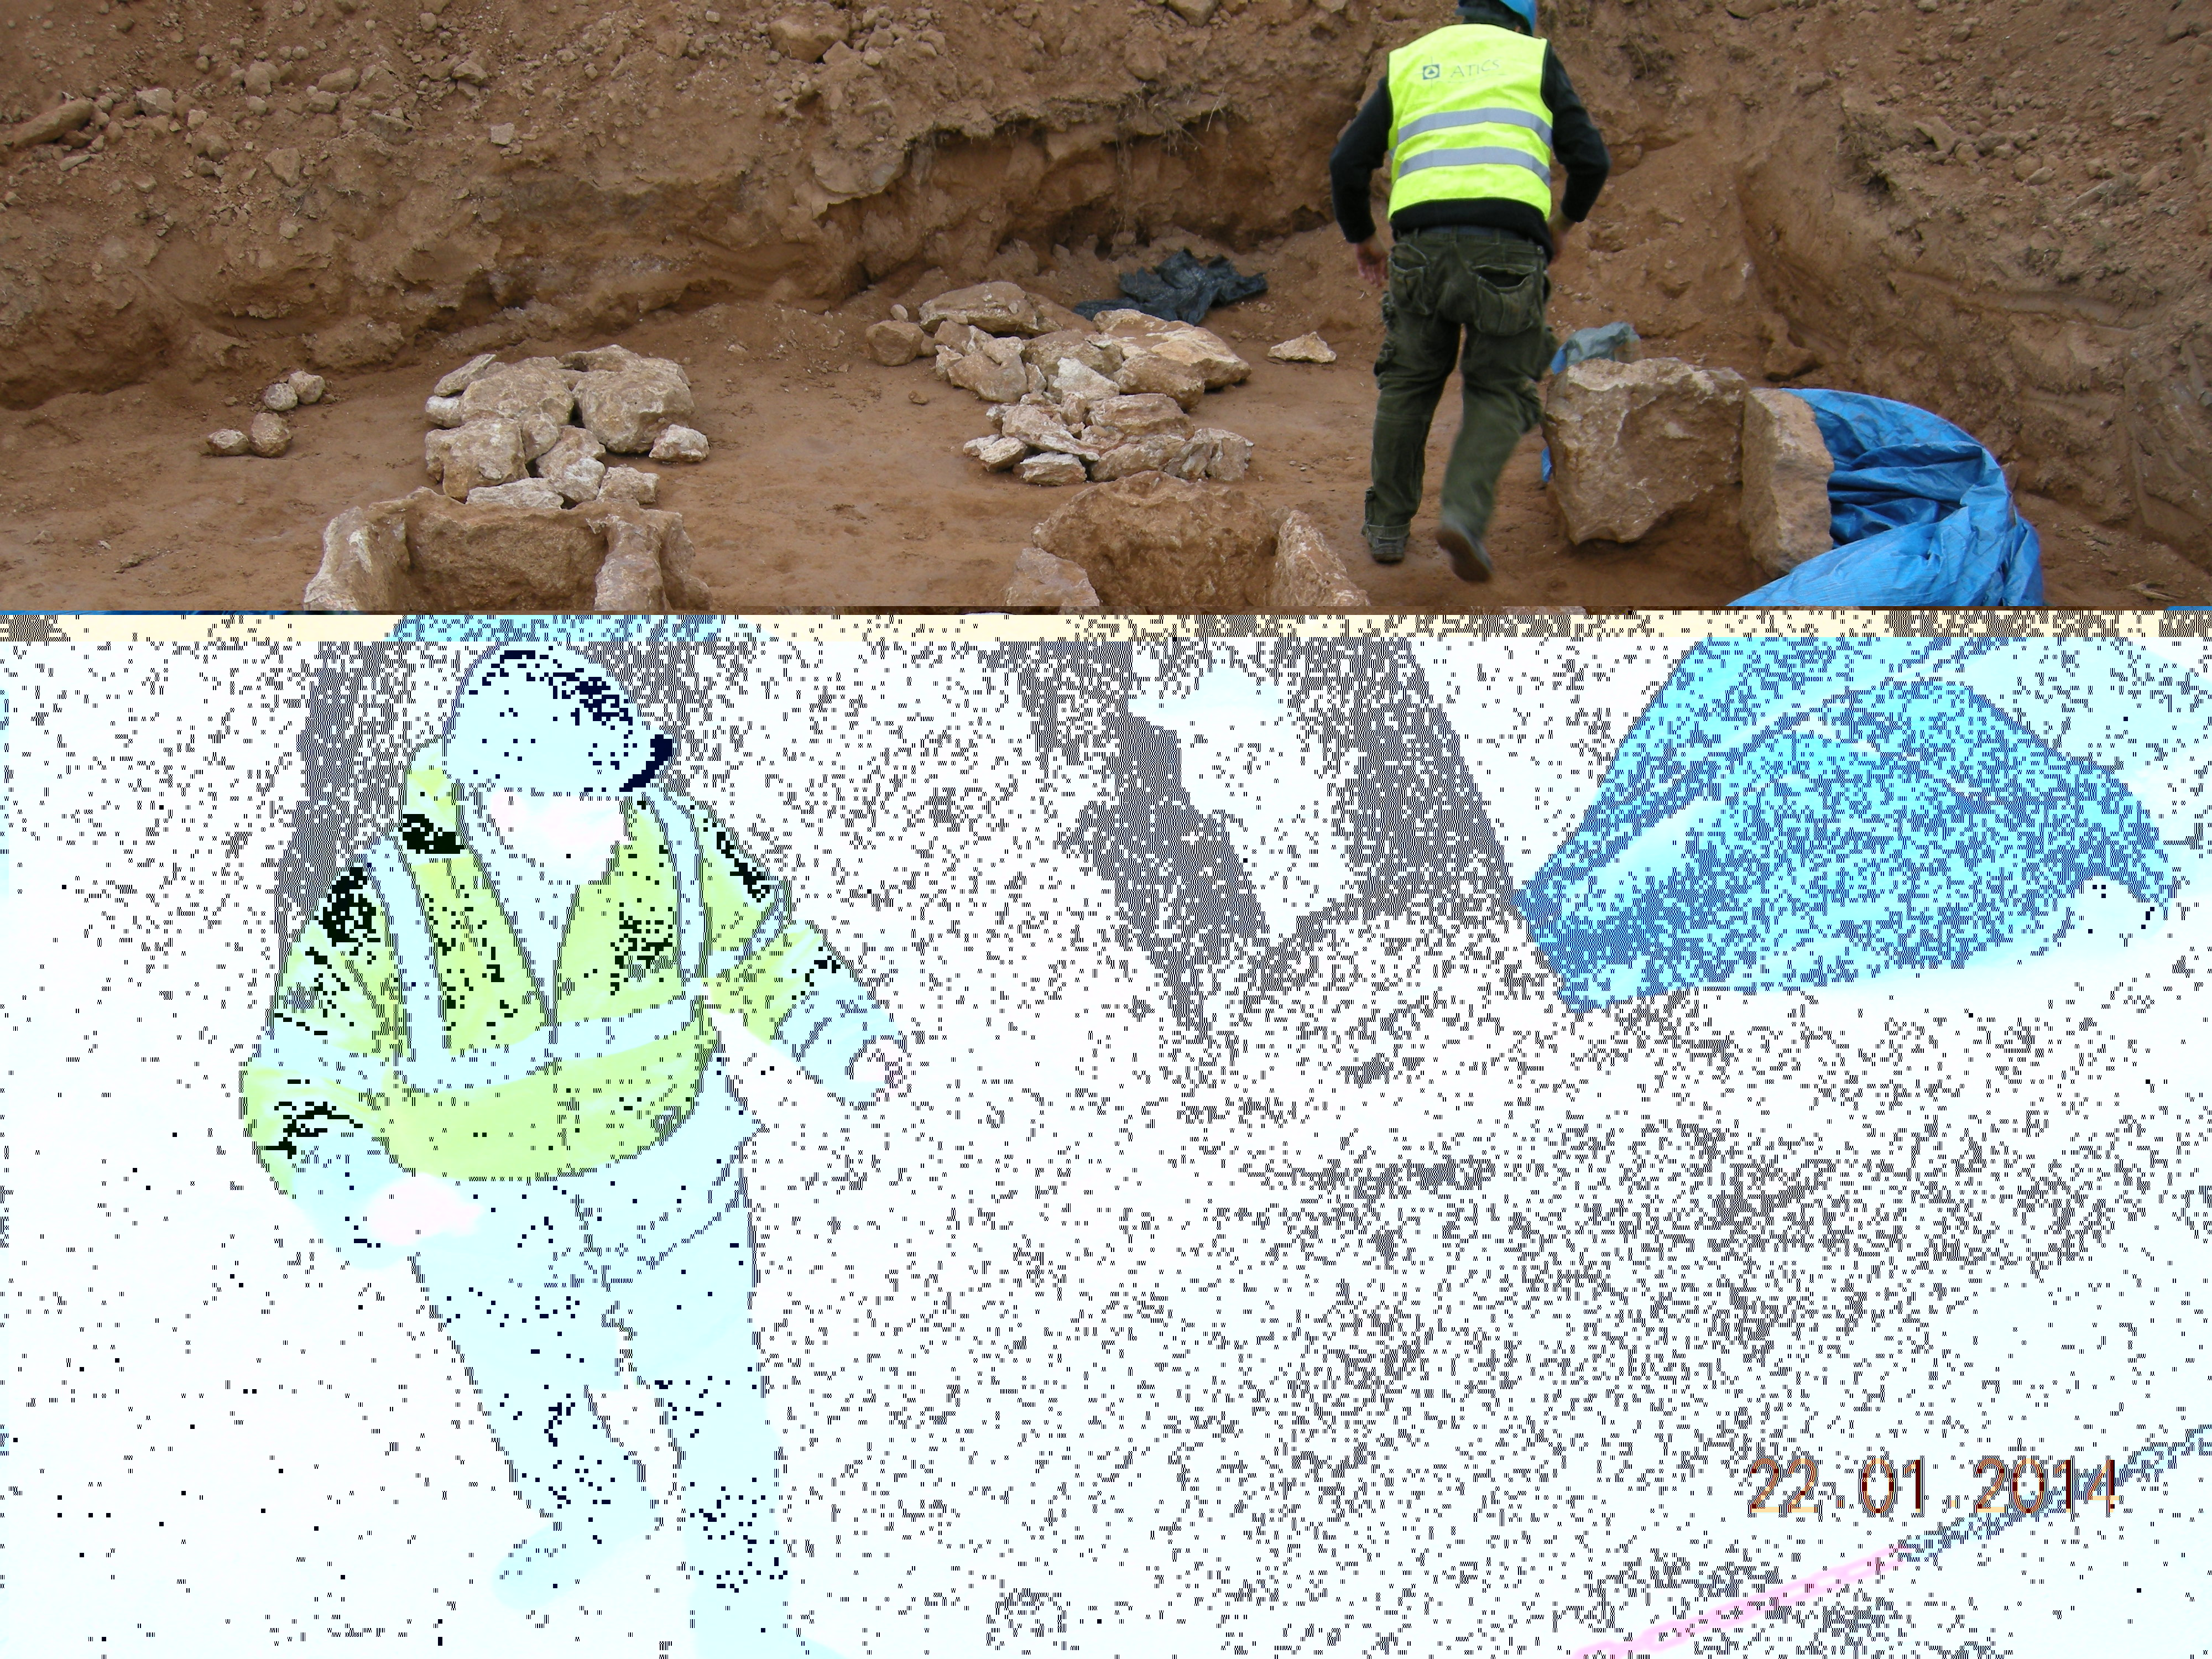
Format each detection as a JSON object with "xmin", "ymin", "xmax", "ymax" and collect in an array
[
  {"xmin": 1463, "ymin": 0, "xmax": 1538, "ymax": 28},
  {"xmin": 444, "ymin": 645, "xmax": 675, "ymax": 798}
]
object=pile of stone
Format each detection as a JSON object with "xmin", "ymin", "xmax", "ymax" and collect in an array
[
  {"xmin": 205, "ymin": 368, "xmax": 326, "ymax": 459},
  {"xmin": 863, "ymin": 281, "xmax": 1260, "ymax": 488},
  {"xmin": 418, "ymin": 345, "xmax": 711, "ymax": 510},
  {"xmin": 1542, "ymin": 356, "xmax": 1836, "ymax": 576}
]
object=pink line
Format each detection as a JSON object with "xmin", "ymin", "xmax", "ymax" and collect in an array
[{"xmin": 1568, "ymin": 1543, "xmax": 1910, "ymax": 1657}]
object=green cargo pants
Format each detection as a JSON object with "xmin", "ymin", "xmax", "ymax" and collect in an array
[{"xmin": 1365, "ymin": 227, "xmax": 1556, "ymax": 547}]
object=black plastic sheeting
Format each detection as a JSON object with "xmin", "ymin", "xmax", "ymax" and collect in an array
[{"xmin": 1072, "ymin": 250, "xmax": 1268, "ymax": 326}]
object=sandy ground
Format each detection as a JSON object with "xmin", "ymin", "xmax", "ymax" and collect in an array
[{"xmin": 5, "ymin": 222, "xmax": 2208, "ymax": 613}]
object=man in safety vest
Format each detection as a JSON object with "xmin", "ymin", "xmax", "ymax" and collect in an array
[
  {"xmin": 1329, "ymin": 0, "xmax": 1610, "ymax": 582},
  {"xmin": 239, "ymin": 645, "xmax": 905, "ymax": 1659}
]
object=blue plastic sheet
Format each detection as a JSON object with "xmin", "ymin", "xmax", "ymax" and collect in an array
[
  {"xmin": 1732, "ymin": 390, "xmax": 2042, "ymax": 607},
  {"xmin": 1512, "ymin": 639, "xmax": 2176, "ymax": 1011}
]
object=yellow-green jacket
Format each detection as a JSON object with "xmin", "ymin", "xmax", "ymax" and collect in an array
[{"xmin": 241, "ymin": 740, "xmax": 898, "ymax": 1194}]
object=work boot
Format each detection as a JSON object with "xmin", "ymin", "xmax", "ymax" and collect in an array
[
  {"xmin": 1364, "ymin": 525, "xmax": 1408, "ymax": 565},
  {"xmin": 492, "ymin": 1478, "xmax": 657, "ymax": 1611},
  {"xmin": 1437, "ymin": 518, "xmax": 1492, "ymax": 583}
]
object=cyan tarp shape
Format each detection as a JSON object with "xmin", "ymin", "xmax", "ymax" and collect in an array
[
  {"xmin": 1731, "ymin": 390, "xmax": 2043, "ymax": 607},
  {"xmin": 1514, "ymin": 639, "xmax": 2174, "ymax": 1011}
]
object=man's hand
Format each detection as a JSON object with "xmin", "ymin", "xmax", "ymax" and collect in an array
[
  {"xmin": 364, "ymin": 1175, "xmax": 483, "ymax": 1247},
  {"xmin": 1353, "ymin": 235, "xmax": 1387, "ymax": 289},
  {"xmin": 1548, "ymin": 208, "xmax": 1571, "ymax": 243},
  {"xmin": 848, "ymin": 1037, "xmax": 910, "ymax": 1103}
]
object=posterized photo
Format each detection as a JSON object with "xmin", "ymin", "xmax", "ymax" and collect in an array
[{"xmin": 6, "ymin": 619, "xmax": 2210, "ymax": 1659}]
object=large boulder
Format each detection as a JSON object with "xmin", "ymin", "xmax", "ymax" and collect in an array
[
  {"xmin": 865, "ymin": 319, "xmax": 930, "ymax": 366},
  {"xmin": 426, "ymin": 418, "xmax": 528, "ymax": 499},
  {"xmin": 1090, "ymin": 393, "xmax": 1191, "ymax": 439},
  {"xmin": 1740, "ymin": 389, "xmax": 1836, "ymax": 575},
  {"xmin": 302, "ymin": 498, "xmax": 411, "ymax": 612},
  {"xmin": 944, "ymin": 342, "xmax": 1028, "ymax": 404},
  {"xmin": 570, "ymin": 351, "xmax": 695, "ymax": 453},
  {"xmin": 1028, "ymin": 473, "xmax": 1365, "ymax": 611},
  {"xmin": 919, "ymin": 281, "xmax": 1045, "ymax": 337},
  {"xmin": 1542, "ymin": 357, "xmax": 1749, "ymax": 543},
  {"xmin": 457, "ymin": 362, "xmax": 577, "ymax": 434},
  {"xmin": 1093, "ymin": 311, "xmax": 1251, "ymax": 389},
  {"xmin": 1111, "ymin": 352, "xmax": 1207, "ymax": 411},
  {"xmin": 403, "ymin": 488, "xmax": 606, "ymax": 609},
  {"xmin": 1089, "ymin": 432, "xmax": 1191, "ymax": 482}
]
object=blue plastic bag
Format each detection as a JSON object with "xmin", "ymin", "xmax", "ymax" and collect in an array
[
  {"xmin": 1512, "ymin": 639, "xmax": 2174, "ymax": 1011},
  {"xmin": 1731, "ymin": 390, "xmax": 2042, "ymax": 607}
]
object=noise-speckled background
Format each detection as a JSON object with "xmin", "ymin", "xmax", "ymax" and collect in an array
[{"xmin": 6, "ymin": 634, "xmax": 2211, "ymax": 1659}]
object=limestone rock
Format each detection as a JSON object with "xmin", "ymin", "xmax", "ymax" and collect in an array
[
  {"xmin": 866, "ymin": 320, "xmax": 930, "ymax": 366},
  {"xmin": 1166, "ymin": 0, "xmax": 1219, "ymax": 22},
  {"xmin": 580, "ymin": 502, "xmax": 713, "ymax": 611},
  {"xmin": 404, "ymin": 488, "xmax": 602, "ymax": 611},
  {"xmin": 535, "ymin": 426, "xmax": 609, "ymax": 505},
  {"xmin": 1172, "ymin": 427, "xmax": 1254, "ymax": 483},
  {"xmin": 1112, "ymin": 352, "xmax": 1207, "ymax": 411},
  {"xmin": 1740, "ymin": 389, "xmax": 1835, "ymax": 576},
  {"xmin": 1031, "ymin": 296, "xmax": 1095, "ymax": 336},
  {"xmin": 1001, "ymin": 546, "xmax": 1101, "ymax": 611},
  {"xmin": 1542, "ymin": 357, "xmax": 1749, "ymax": 543},
  {"xmin": 1091, "ymin": 394, "xmax": 1191, "ymax": 438},
  {"xmin": 7, "ymin": 100, "xmax": 95, "ymax": 150},
  {"xmin": 134, "ymin": 87, "xmax": 176, "ymax": 118},
  {"xmin": 650, "ymin": 425, "xmax": 710, "ymax": 462},
  {"xmin": 963, "ymin": 435, "xmax": 1028, "ymax": 471},
  {"xmin": 1031, "ymin": 472, "xmax": 1276, "ymax": 610},
  {"xmin": 1001, "ymin": 403, "xmax": 1092, "ymax": 455},
  {"xmin": 302, "ymin": 497, "xmax": 410, "ymax": 612},
  {"xmin": 1022, "ymin": 330, "xmax": 1118, "ymax": 375},
  {"xmin": 286, "ymin": 369, "xmax": 326, "ymax": 405},
  {"xmin": 1094, "ymin": 312, "xmax": 1250, "ymax": 388},
  {"xmin": 590, "ymin": 510, "xmax": 670, "ymax": 612},
  {"xmin": 1267, "ymin": 509, "xmax": 1368, "ymax": 610},
  {"xmin": 467, "ymin": 478, "xmax": 567, "ymax": 509},
  {"xmin": 432, "ymin": 352, "xmax": 501, "ymax": 398},
  {"xmin": 947, "ymin": 349, "xmax": 1029, "ymax": 404},
  {"xmin": 919, "ymin": 281, "xmax": 1044, "ymax": 337},
  {"xmin": 425, "ymin": 395, "xmax": 465, "ymax": 429},
  {"xmin": 205, "ymin": 428, "xmax": 251, "ymax": 457},
  {"xmin": 459, "ymin": 362, "xmax": 578, "ymax": 434},
  {"xmin": 426, "ymin": 417, "xmax": 526, "ymax": 498},
  {"xmin": 1089, "ymin": 432, "xmax": 1190, "ymax": 481},
  {"xmin": 1267, "ymin": 333, "xmax": 1338, "ymax": 364},
  {"xmin": 248, "ymin": 413, "xmax": 293, "ymax": 457},
  {"xmin": 1047, "ymin": 356, "xmax": 1121, "ymax": 409},
  {"xmin": 261, "ymin": 379, "xmax": 300, "ymax": 413},
  {"xmin": 1018, "ymin": 452, "xmax": 1089, "ymax": 487},
  {"xmin": 574, "ymin": 356, "xmax": 694, "ymax": 453},
  {"xmin": 598, "ymin": 466, "xmax": 660, "ymax": 505},
  {"xmin": 768, "ymin": 13, "xmax": 849, "ymax": 62}
]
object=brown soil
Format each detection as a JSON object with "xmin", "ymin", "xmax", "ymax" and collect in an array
[{"xmin": 2, "ymin": 0, "xmax": 2208, "ymax": 611}]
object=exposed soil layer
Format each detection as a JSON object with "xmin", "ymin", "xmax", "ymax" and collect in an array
[{"xmin": 2, "ymin": 0, "xmax": 2208, "ymax": 609}]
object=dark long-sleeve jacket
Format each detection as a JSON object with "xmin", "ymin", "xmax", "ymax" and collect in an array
[{"xmin": 1328, "ymin": 33, "xmax": 1610, "ymax": 263}]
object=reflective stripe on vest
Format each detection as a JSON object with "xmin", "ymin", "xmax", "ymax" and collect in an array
[
  {"xmin": 1386, "ymin": 25, "xmax": 1553, "ymax": 221},
  {"xmin": 360, "ymin": 787, "xmax": 711, "ymax": 1097}
]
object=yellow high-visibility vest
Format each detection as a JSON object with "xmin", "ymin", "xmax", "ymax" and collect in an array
[{"xmin": 1386, "ymin": 24, "xmax": 1554, "ymax": 221}]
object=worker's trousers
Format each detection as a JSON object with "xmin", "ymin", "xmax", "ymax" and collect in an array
[
  {"xmin": 408, "ymin": 1062, "xmax": 808, "ymax": 1658},
  {"xmin": 1365, "ymin": 226, "xmax": 1555, "ymax": 545}
]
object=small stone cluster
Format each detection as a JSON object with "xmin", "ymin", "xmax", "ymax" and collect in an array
[
  {"xmin": 418, "ymin": 345, "xmax": 710, "ymax": 510},
  {"xmin": 864, "ymin": 281, "xmax": 1260, "ymax": 488},
  {"xmin": 205, "ymin": 368, "xmax": 327, "ymax": 458}
]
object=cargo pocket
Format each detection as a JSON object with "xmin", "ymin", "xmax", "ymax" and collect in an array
[{"xmin": 1472, "ymin": 266, "xmax": 1546, "ymax": 338}]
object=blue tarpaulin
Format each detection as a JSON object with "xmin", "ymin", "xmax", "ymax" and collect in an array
[
  {"xmin": 1731, "ymin": 390, "xmax": 2043, "ymax": 607},
  {"xmin": 1511, "ymin": 639, "xmax": 2176, "ymax": 1011}
]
